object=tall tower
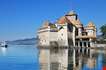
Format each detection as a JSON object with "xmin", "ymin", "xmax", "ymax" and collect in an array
[{"xmin": 65, "ymin": 11, "xmax": 78, "ymax": 46}]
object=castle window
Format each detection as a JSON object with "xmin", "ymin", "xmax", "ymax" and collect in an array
[
  {"xmin": 80, "ymin": 42, "xmax": 82, "ymax": 47},
  {"xmin": 88, "ymin": 42, "xmax": 90, "ymax": 47},
  {"xmin": 84, "ymin": 42, "xmax": 86, "ymax": 47},
  {"xmin": 61, "ymin": 33, "xmax": 63, "ymax": 36},
  {"xmin": 50, "ymin": 62, "xmax": 59, "ymax": 70}
]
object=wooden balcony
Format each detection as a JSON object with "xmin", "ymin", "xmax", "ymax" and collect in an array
[{"xmin": 76, "ymin": 35, "xmax": 96, "ymax": 39}]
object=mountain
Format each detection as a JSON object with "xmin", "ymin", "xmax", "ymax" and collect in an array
[{"xmin": 7, "ymin": 38, "xmax": 37, "ymax": 45}]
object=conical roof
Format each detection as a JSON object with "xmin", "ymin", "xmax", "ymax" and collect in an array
[
  {"xmin": 87, "ymin": 21, "xmax": 95, "ymax": 27},
  {"xmin": 43, "ymin": 20, "xmax": 50, "ymax": 27},
  {"xmin": 86, "ymin": 21, "xmax": 96, "ymax": 29}
]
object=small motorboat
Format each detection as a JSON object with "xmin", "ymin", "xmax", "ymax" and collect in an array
[{"xmin": 0, "ymin": 41, "xmax": 8, "ymax": 48}]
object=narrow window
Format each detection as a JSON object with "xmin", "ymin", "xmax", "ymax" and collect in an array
[{"xmin": 61, "ymin": 33, "xmax": 63, "ymax": 36}]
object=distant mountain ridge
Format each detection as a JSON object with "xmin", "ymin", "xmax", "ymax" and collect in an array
[{"xmin": 7, "ymin": 38, "xmax": 37, "ymax": 45}]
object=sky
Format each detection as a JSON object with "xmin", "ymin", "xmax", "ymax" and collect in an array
[{"xmin": 0, "ymin": 0, "xmax": 106, "ymax": 41}]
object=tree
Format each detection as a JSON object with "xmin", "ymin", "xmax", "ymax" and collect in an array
[{"xmin": 100, "ymin": 24, "xmax": 106, "ymax": 39}]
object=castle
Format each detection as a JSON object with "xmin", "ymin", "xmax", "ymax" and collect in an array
[
  {"xmin": 37, "ymin": 11, "xmax": 97, "ymax": 70},
  {"xmin": 37, "ymin": 11, "xmax": 96, "ymax": 47}
]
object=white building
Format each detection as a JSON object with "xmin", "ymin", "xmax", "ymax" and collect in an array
[{"xmin": 37, "ymin": 11, "xmax": 96, "ymax": 47}]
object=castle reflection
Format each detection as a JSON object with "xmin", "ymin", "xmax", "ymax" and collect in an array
[{"xmin": 38, "ymin": 47, "xmax": 105, "ymax": 70}]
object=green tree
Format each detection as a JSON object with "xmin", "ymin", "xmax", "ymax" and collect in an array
[{"xmin": 100, "ymin": 24, "xmax": 106, "ymax": 39}]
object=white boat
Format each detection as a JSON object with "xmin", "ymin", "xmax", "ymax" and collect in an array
[{"xmin": 0, "ymin": 41, "xmax": 8, "ymax": 48}]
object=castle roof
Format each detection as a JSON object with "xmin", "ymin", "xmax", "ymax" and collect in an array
[
  {"xmin": 75, "ymin": 19, "xmax": 83, "ymax": 27},
  {"xmin": 65, "ymin": 16, "xmax": 83, "ymax": 28},
  {"xmin": 86, "ymin": 21, "xmax": 96, "ymax": 30},
  {"xmin": 57, "ymin": 16, "xmax": 66, "ymax": 24},
  {"xmin": 57, "ymin": 10, "xmax": 77, "ymax": 25},
  {"xmin": 42, "ymin": 20, "xmax": 50, "ymax": 27},
  {"xmin": 87, "ymin": 21, "xmax": 95, "ymax": 27},
  {"xmin": 66, "ymin": 10, "xmax": 77, "ymax": 16}
]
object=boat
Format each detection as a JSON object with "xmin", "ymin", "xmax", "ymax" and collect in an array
[{"xmin": 0, "ymin": 41, "xmax": 8, "ymax": 48}]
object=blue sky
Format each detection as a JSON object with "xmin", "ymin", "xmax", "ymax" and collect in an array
[{"xmin": 0, "ymin": 0, "xmax": 106, "ymax": 41}]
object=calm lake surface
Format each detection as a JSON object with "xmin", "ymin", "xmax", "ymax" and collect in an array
[
  {"xmin": 0, "ymin": 45, "xmax": 106, "ymax": 70},
  {"xmin": 0, "ymin": 45, "xmax": 39, "ymax": 70}
]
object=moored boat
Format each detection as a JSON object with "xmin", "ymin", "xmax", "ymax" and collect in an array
[{"xmin": 0, "ymin": 41, "xmax": 8, "ymax": 48}]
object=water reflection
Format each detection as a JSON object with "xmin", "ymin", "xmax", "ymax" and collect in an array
[
  {"xmin": 0, "ymin": 47, "xmax": 7, "ymax": 56},
  {"xmin": 39, "ymin": 47, "xmax": 106, "ymax": 70}
]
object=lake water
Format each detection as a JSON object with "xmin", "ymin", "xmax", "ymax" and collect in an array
[
  {"xmin": 0, "ymin": 45, "xmax": 39, "ymax": 70},
  {"xmin": 67, "ymin": 48, "xmax": 106, "ymax": 70},
  {"xmin": 39, "ymin": 47, "xmax": 106, "ymax": 70},
  {"xmin": 0, "ymin": 45, "xmax": 106, "ymax": 70}
]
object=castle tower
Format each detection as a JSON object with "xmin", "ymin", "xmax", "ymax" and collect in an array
[
  {"xmin": 65, "ymin": 11, "xmax": 78, "ymax": 46},
  {"xmin": 86, "ymin": 21, "xmax": 96, "ymax": 47},
  {"xmin": 37, "ymin": 21, "xmax": 51, "ymax": 47},
  {"xmin": 65, "ymin": 10, "xmax": 78, "ymax": 21},
  {"xmin": 86, "ymin": 21, "xmax": 96, "ymax": 37}
]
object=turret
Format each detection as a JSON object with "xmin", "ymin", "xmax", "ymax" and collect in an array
[
  {"xmin": 87, "ymin": 21, "xmax": 96, "ymax": 29},
  {"xmin": 42, "ymin": 20, "xmax": 50, "ymax": 28},
  {"xmin": 86, "ymin": 21, "xmax": 96, "ymax": 37}
]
